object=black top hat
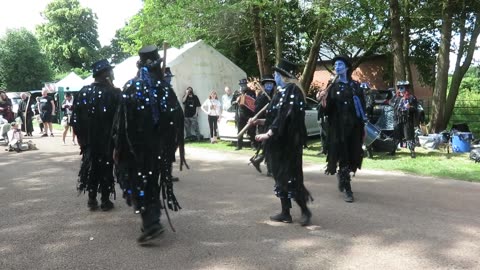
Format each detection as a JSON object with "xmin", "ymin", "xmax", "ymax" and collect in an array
[
  {"xmin": 164, "ymin": 67, "xmax": 174, "ymax": 77},
  {"xmin": 138, "ymin": 45, "xmax": 161, "ymax": 62},
  {"xmin": 239, "ymin": 78, "xmax": 248, "ymax": 85},
  {"xmin": 91, "ymin": 59, "xmax": 113, "ymax": 77},
  {"xmin": 260, "ymin": 75, "xmax": 275, "ymax": 84},
  {"xmin": 273, "ymin": 59, "xmax": 297, "ymax": 79},
  {"xmin": 332, "ymin": 55, "xmax": 352, "ymax": 69}
]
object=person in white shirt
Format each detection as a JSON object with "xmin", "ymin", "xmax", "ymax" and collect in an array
[
  {"xmin": 7, "ymin": 122, "xmax": 23, "ymax": 152},
  {"xmin": 201, "ymin": 90, "xmax": 222, "ymax": 143},
  {"xmin": 0, "ymin": 115, "xmax": 11, "ymax": 143},
  {"xmin": 61, "ymin": 92, "xmax": 77, "ymax": 145},
  {"xmin": 221, "ymin": 86, "xmax": 233, "ymax": 111}
]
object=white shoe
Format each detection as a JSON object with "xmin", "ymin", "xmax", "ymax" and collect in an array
[{"xmin": 72, "ymin": 141, "xmax": 76, "ymax": 145}]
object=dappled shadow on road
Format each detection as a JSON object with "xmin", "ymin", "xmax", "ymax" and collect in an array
[{"xmin": 1, "ymin": 146, "xmax": 479, "ymax": 269}]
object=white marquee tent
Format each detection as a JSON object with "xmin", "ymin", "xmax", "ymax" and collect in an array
[
  {"xmin": 55, "ymin": 72, "xmax": 85, "ymax": 91},
  {"xmin": 113, "ymin": 40, "xmax": 247, "ymax": 138}
]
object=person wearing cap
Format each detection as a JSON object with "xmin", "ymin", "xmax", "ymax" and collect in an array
[
  {"xmin": 233, "ymin": 78, "xmax": 256, "ymax": 150},
  {"xmin": 390, "ymin": 80, "xmax": 418, "ymax": 158},
  {"xmin": 317, "ymin": 55, "xmax": 366, "ymax": 203},
  {"xmin": 113, "ymin": 45, "xmax": 185, "ymax": 244},
  {"xmin": 255, "ymin": 59, "xmax": 313, "ymax": 226},
  {"xmin": 248, "ymin": 75, "xmax": 276, "ymax": 175},
  {"xmin": 72, "ymin": 59, "xmax": 121, "ymax": 212}
]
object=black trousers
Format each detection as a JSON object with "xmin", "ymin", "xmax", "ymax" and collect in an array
[{"xmin": 208, "ymin": 115, "xmax": 219, "ymax": 137}]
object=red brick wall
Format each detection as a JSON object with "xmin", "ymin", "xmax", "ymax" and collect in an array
[{"xmin": 312, "ymin": 56, "xmax": 433, "ymax": 100}]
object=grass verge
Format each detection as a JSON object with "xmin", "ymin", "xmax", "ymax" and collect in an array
[{"xmin": 187, "ymin": 138, "xmax": 480, "ymax": 182}]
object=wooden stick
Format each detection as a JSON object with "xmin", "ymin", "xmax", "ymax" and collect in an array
[
  {"xmin": 162, "ymin": 42, "xmax": 168, "ymax": 75},
  {"xmin": 237, "ymin": 103, "xmax": 269, "ymax": 138}
]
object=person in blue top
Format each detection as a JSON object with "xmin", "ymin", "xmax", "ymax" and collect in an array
[{"xmin": 317, "ymin": 55, "xmax": 366, "ymax": 203}]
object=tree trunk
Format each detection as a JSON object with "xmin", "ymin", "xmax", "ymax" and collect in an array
[
  {"xmin": 252, "ymin": 5, "xmax": 266, "ymax": 77},
  {"xmin": 274, "ymin": 0, "xmax": 282, "ymax": 65},
  {"xmin": 402, "ymin": 0, "xmax": 414, "ymax": 93},
  {"xmin": 259, "ymin": 17, "xmax": 272, "ymax": 76},
  {"xmin": 429, "ymin": 0, "xmax": 453, "ymax": 133},
  {"xmin": 300, "ymin": 28, "xmax": 322, "ymax": 91},
  {"xmin": 390, "ymin": 0, "xmax": 406, "ymax": 83},
  {"xmin": 444, "ymin": 11, "xmax": 480, "ymax": 125}
]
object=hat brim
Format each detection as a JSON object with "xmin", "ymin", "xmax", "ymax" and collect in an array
[
  {"xmin": 332, "ymin": 56, "xmax": 352, "ymax": 68},
  {"xmin": 261, "ymin": 79, "xmax": 275, "ymax": 84},
  {"xmin": 273, "ymin": 67, "xmax": 295, "ymax": 79}
]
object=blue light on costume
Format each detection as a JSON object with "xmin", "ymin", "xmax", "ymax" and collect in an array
[{"xmin": 139, "ymin": 190, "xmax": 144, "ymax": 197}]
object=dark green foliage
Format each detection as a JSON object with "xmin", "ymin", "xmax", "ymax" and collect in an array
[
  {"xmin": 36, "ymin": 0, "xmax": 101, "ymax": 73},
  {"xmin": 0, "ymin": 28, "xmax": 53, "ymax": 91}
]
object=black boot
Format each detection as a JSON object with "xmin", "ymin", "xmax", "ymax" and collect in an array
[
  {"xmin": 296, "ymin": 198, "xmax": 312, "ymax": 226},
  {"xmin": 249, "ymin": 154, "xmax": 264, "ymax": 173},
  {"xmin": 270, "ymin": 198, "xmax": 292, "ymax": 223},
  {"xmin": 100, "ymin": 190, "xmax": 114, "ymax": 211},
  {"xmin": 337, "ymin": 167, "xmax": 349, "ymax": 192},
  {"xmin": 138, "ymin": 201, "xmax": 165, "ymax": 244},
  {"xmin": 344, "ymin": 181, "xmax": 354, "ymax": 203},
  {"xmin": 337, "ymin": 174, "xmax": 345, "ymax": 192},
  {"xmin": 87, "ymin": 192, "xmax": 98, "ymax": 211}
]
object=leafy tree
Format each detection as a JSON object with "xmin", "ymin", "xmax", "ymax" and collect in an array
[
  {"xmin": 36, "ymin": 0, "xmax": 101, "ymax": 72},
  {"xmin": 430, "ymin": 0, "xmax": 480, "ymax": 132},
  {"xmin": 98, "ymin": 29, "xmax": 133, "ymax": 64},
  {"xmin": 0, "ymin": 28, "xmax": 52, "ymax": 91}
]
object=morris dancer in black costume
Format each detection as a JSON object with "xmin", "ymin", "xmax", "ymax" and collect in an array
[
  {"xmin": 232, "ymin": 79, "xmax": 256, "ymax": 150},
  {"xmin": 317, "ymin": 55, "xmax": 366, "ymax": 203},
  {"xmin": 255, "ymin": 59, "xmax": 312, "ymax": 226},
  {"xmin": 249, "ymin": 75, "xmax": 276, "ymax": 176},
  {"xmin": 390, "ymin": 80, "xmax": 418, "ymax": 158},
  {"xmin": 113, "ymin": 45, "xmax": 186, "ymax": 244},
  {"xmin": 72, "ymin": 59, "xmax": 120, "ymax": 211}
]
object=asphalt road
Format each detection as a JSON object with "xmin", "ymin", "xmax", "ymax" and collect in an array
[{"xmin": 1, "ymin": 131, "xmax": 479, "ymax": 270}]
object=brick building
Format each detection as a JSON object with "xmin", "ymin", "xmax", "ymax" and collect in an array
[{"xmin": 312, "ymin": 55, "xmax": 433, "ymax": 100}]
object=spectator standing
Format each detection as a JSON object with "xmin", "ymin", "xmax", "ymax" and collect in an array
[
  {"xmin": 38, "ymin": 88, "xmax": 55, "ymax": 137},
  {"xmin": 201, "ymin": 90, "xmax": 222, "ymax": 143},
  {"xmin": 182, "ymin": 87, "xmax": 202, "ymax": 141},
  {"xmin": 221, "ymin": 86, "xmax": 233, "ymax": 111},
  {"xmin": 18, "ymin": 93, "xmax": 34, "ymax": 136},
  {"xmin": 0, "ymin": 115, "xmax": 11, "ymax": 143},
  {"xmin": 61, "ymin": 92, "xmax": 76, "ymax": 145},
  {"xmin": 0, "ymin": 91, "xmax": 14, "ymax": 122}
]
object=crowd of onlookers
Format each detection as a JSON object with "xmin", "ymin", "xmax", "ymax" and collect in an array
[{"xmin": 183, "ymin": 85, "xmax": 239, "ymax": 144}]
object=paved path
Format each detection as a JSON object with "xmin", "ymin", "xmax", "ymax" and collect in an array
[{"xmin": 1, "ymin": 131, "xmax": 479, "ymax": 270}]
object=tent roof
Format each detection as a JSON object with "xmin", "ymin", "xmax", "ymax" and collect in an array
[{"xmin": 56, "ymin": 72, "xmax": 85, "ymax": 91}]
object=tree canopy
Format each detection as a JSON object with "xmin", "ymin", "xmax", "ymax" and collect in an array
[
  {"xmin": 36, "ymin": 0, "xmax": 101, "ymax": 73},
  {"xmin": 0, "ymin": 28, "xmax": 52, "ymax": 91}
]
